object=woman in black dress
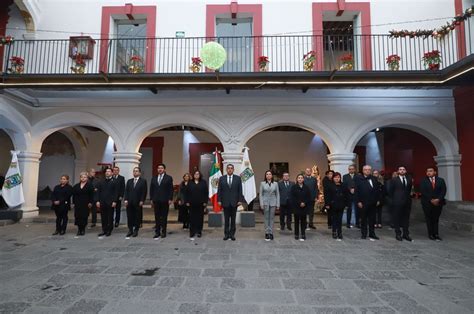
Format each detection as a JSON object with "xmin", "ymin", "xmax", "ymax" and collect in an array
[
  {"xmin": 323, "ymin": 170, "xmax": 335, "ymax": 229},
  {"xmin": 186, "ymin": 170, "xmax": 209, "ymax": 240},
  {"xmin": 177, "ymin": 173, "xmax": 191, "ymax": 229},
  {"xmin": 325, "ymin": 172, "xmax": 349, "ymax": 240},
  {"xmin": 72, "ymin": 172, "xmax": 94, "ymax": 236},
  {"xmin": 291, "ymin": 174, "xmax": 311, "ymax": 241},
  {"xmin": 51, "ymin": 175, "xmax": 73, "ymax": 235}
]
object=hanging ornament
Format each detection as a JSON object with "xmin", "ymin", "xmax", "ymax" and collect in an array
[{"xmin": 200, "ymin": 42, "xmax": 227, "ymax": 71}]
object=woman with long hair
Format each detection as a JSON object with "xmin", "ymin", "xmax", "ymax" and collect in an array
[
  {"xmin": 259, "ymin": 170, "xmax": 280, "ymax": 241},
  {"xmin": 177, "ymin": 173, "xmax": 191, "ymax": 229},
  {"xmin": 325, "ymin": 172, "xmax": 349, "ymax": 240},
  {"xmin": 186, "ymin": 170, "xmax": 208, "ymax": 240}
]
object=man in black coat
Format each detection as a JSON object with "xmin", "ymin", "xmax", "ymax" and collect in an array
[
  {"xmin": 342, "ymin": 165, "xmax": 358, "ymax": 228},
  {"xmin": 150, "ymin": 163, "xmax": 174, "ymax": 239},
  {"xmin": 96, "ymin": 168, "xmax": 119, "ymax": 237},
  {"xmin": 112, "ymin": 166, "xmax": 126, "ymax": 228},
  {"xmin": 124, "ymin": 167, "xmax": 147, "ymax": 238},
  {"xmin": 420, "ymin": 167, "xmax": 447, "ymax": 241},
  {"xmin": 303, "ymin": 168, "xmax": 319, "ymax": 229},
  {"xmin": 278, "ymin": 172, "xmax": 294, "ymax": 231},
  {"xmin": 389, "ymin": 166, "xmax": 413, "ymax": 242},
  {"xmin": 218, "ymin": 164, "xmax": 244, "ymax": 241},
  {"xmin": 87, "ymin": 168, "xmax": 99, "ymax": 227},
  {"xmin": 355, "ymin": 165, "xmax": 382, "ymax": 240}
]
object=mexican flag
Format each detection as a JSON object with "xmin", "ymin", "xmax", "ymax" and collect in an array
[
  {"xmin": 208, "ymin": 149, "xmax": 222, "ymax": 212},
  {"xmin": 240, "ymin": 147, "xmax": 256, "ymax": 204},
  {"xmin": 2, "ymin": 151, "xmax": 25, "ymax": 208}
]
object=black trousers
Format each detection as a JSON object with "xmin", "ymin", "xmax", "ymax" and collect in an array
[
  {"xmin": 422, "ymin": 203, "xmax": 443, "ymax": 237},
  {"xmin": 223, "ymin": 206, "xmax": 237, "ymax": 237},
  {"xmin": 279, "ymin": 203, "xmax": 292, "ymax": 229},
  {"xmin": 114, "ymin": 200, "xmax": 122, "ymax": 225},
  {"xmin": 393, "ymin": 203, "xmax": 411, "ymax": 236},
  {"xmin": 306, "ymin": 201, "xmax": 315, "ymax": 226},
  {"xmin": 346, "ymin": 200, "xmax": 357, "ymax": 226},
  {"xmin": 359, "ymin": 204, "xmax": 376, "ymax": 237},
  {"xmin": 294, "ymin": 210, "xmax": 307, "ymax": 238},
  {"xmin": 326, "ymin": 204, "xmax": 332, "ymax": 227},
  {"xmin": 178, "ymin": 204, "xmax": 190, "ymax": 227},
  {"xmin": 154, "ymin": 201, "xmax": 170, "ymax": 235},
  {"xmin": 55, "ymin": 207, "xmax": 68, "ymax": 232},
  {"xmin": 189, "ymin": 204, "xmax": 204, "ymax": 236},
  {"xmin": 74, "ymin": 205, "xmax": 89, "ymax": 231},
  {"xmin": 127, "ymin": 203, "xmax": 141, "ymax": 232},
  {"xmin": 138, "ymin": 205, "xmax": 143, "ymax": 227},
  {"xmin": 375, "ymin": 204, "xmax": 383, "ymax": 225},
  {"xmin": 90, "ymin": 203, "xmax": 97, "ymax": 224},
  {"xmin": 100, "ymin": 204, "xmax": 114, "ymax": 234},
  {"xmin": 332, "ymin": 207, "xmax": 344, "ymax": 235}
]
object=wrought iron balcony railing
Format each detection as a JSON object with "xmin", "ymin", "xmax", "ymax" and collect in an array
[{"xmin": 2, "ymin": 23, "xmax": 473, "ymax": 76}]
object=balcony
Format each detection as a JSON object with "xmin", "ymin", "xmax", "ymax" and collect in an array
[{"xmin": 2, "ymin": 30, "xmax": 474, "ymax": 89}]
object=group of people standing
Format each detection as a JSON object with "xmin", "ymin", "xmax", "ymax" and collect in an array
[{"xmin": 50, "ymin": 160, "xmax": 447, "ymax": 243}]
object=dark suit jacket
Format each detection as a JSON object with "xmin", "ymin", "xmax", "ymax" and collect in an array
[
  {"xmin": 355, "ymin": 175, "xmax": 382, "ymax": 207},
  {"xmin": 325, "ymin": 182, "xmax": 349, "ymax": 210},
  {"xmin": 113, "ymin": 175, "xmax": 125, "ymax": 199},
  {"xmin": 342, "ymin": 173, "xmax": 357, "ymax": 201},
  {"xmin": 278, "ymin": 180, "xmax": 294, "ymax": 206},
  {"xmin": 290, "ymin": 183, "xmax": 311, "ymax": 214},
  {"xmin": 150, "ymin": 173, "xmax": 174, "ymax": 203},
  {"xmin": 96, "ymin": 178, "xmax": 119, "ymax": 206},
  {"xmin": 389, "ymin": 176, "xmax": 412, "ymax": 207},
  {"xmin": 124, "ymin": 177, "xmax": 147, "ymax": 206},
  {"xmin": 186, "ymin": 180, "xmax": 209, "ymax": 206},
  {"xmin": 420, "ymin": 176, "xmax": 446, "ymax": 206},
  {"xmin": 51, "ymin": 184, "xmax": 73, "ymax": 211},
  {"xmin": 303, "ymin": 176, "xmax": 319, "ymax": 200},
  {"xmin": 217, "ymin": 174, "xmax": 243, "ymax": 208}
]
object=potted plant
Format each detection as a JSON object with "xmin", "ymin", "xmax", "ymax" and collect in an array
[
  {"xmin": 339, "ymin": 53, "xmax": 354, "ymax": 70},
  {"xmin": 0, "ymin": 36, "xmax": 13, "ymax": 46},
  {"xmin": 258, "ymin": 55, "xmax": 269, "ymax": 72},
  {"xmin": 189, "ymin": 57, "xmax": 202, "ymax": 73},
  {"xmin": 422, "ymin": 50, "xmax": 441, "ymax": 70},
  {"xmin": 386, "ymin": 54, "xmax": 401, "ymax": 71},
  {"xmin": 303, "ymin": 50, "xmax": 316, "ymax": 71},
  {"xmin": 128, "ymin": 55, "xmax": 144, "ymax": 73},
  {"xmin": 7, "ymin": 56, "xmax": 24, "ymax": 74},
  {"xmin": 70, "ymin": 54, "xmax": 86, "ymax": 74}
]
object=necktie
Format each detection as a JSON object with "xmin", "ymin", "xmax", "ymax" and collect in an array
[
  {"xmin": 431, "ymin": 177, "xmax": 435, "ymax": 189},
  {"xmin": 402, "ymin": 177, "xmax": 406, "ymax": 187},
  {"xmin": 134, "ymin": 178, "xmax": 138, "ymax": 188},
  {"xmin": 285, "ymin": 181, "xmax": 288, "ymax": 188},
  {"xmin": 368, "ymin": 179, "xmax": 373, "ymax": 188},
  {"xmin": 158, "ymin": 175, "xmax": 162, "ymax": 185},
  {"xmin": 228, "ymin": 176, "xmax": 232, "ymax": 187}
]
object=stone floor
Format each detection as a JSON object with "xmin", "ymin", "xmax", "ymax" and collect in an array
[{"xmin": 0, "ymin": 218, "xmax": 473, "ymax": 314}]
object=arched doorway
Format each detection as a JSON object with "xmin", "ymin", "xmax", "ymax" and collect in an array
[{"xmin": 0, "ymin": 129, "xmax": 14, "ymax": 209}]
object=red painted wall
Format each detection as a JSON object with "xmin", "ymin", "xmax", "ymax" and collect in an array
[
  {"xmin": 383, "ymin": 128, "xmax": 436, "ymax": 189},
  {"xmin": 454, "ymin": 86, "xmax": 474, "ymax": 201}
]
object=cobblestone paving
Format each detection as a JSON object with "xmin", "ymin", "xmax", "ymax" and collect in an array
[{"xmin": 0, "ymin": 221, "xmax": 473, "ymax": 313}]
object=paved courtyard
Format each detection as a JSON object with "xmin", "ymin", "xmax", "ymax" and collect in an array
[{"xmin": 0, "ymin": 219, "xmax": 473, "ymax": 314}]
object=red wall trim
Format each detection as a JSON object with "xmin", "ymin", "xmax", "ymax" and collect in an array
[
  {"xmin": 140, "ymin": 136, "xmax": 164, "ymax": 176},
  {"xmin": 206, "ymin": 2, "xmax": 263, "ymax": 71},
  {"xmin": 312, "ymin": 2, "xmax": 372, "ymax": 71},
  {"xmin": 99, "ymin": 5, "xmax": 157, "ymax": 73},
  {"xmin": 189, "ymin": 143, "xmax": 224, "ymax": 173},
  {"xmin": 0, "ymin": 0, "xmax": 13, "ymax": 72},
  {"xmin": 454, "ymin": 0, "xmax": 467, "ymax": 59}
]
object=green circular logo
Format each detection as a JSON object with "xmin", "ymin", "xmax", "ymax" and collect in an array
[{"xmin": 200, "ymin": 42, "xmax": 227, "ymax": 70}]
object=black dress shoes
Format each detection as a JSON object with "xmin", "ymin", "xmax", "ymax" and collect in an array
[
  {"xmin": 223, "ymin": 236, "xmax": 230, "ymax": 241},
  {"xmin": 403, "ymin": 235, "xmax": 413, "ymax": 242},
  {"xmin": 132, "ymin": 231, "xmax": 138, "ymax": 237},
  {"xmin": 231, "ymin": 236, "xmax": 236, "ymax": 241},
  {"xmin": 429, "ymin": 235, "xmax": 436, "ymax": 240},
  {"xmin": 59, "ymin": 230, "xmax": 65, "ymax": 235},
  {"xmin": 197, "ymin": 233, "xmax": 202, "ymax": 238},
  {"xmin": 396, "ymin": 235, "xmax": 403, "ymax": 241},
  {"xmin": 434, "ymin": 235, "xmax": 442, "ymax": 241},
  {"xmin": 369, "ymin": 234, "xmax": 379, "ymax": 240},
  {"xmin": 361, "ymin": 235, "xmax": 367, "ymax": 240},
  {"xmin": 287, "ymin": 226, "xmax": 292, "ymax": 231},
  {"xmin": 114, "ymin": 222, "xmax": 119, "ymax": 228},
  {"xmin": 126, "ymin": 232, "xmax": 133, "ymax": 238},
  {"xmin": 52, "ymin": 231, "xmax": 59, "ymax": 235},
  {"xmin": 98, "ymin": 232, "xmax": 106, "ymax": 237},
  {"xmin": 105, "ymin": 232, "xmax": 111, "ymax": 237}
]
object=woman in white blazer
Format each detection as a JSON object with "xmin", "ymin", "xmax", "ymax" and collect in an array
[{"xmin": 260, "ymin": 170, "xmax": 280, "ymax": 241}]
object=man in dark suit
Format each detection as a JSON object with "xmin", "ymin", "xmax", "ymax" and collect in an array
[
  {"xmin": 278, "ymin": 172, "xmax": 294, "ymax": 231},
  {"xmin": 124, "ymin": 167, "xmax": 147, "ymax": 238},
  {"xmin": 303, "ymin": 168, "xmax": 319, "ymax": 229},
  {"xmin": 88, "ymin": 168, "xmax": 99, "ymax": 228},
  {"xmin": 355, "ymin": 165, "xmax": 381, "ymax": 240},
  {"xmin": 342, "ymin": 165, "xmax": 358, "ymax": 228},
  {"xmin": 420, "ymin": 167, "xmax": 447, "ymax": 241},
  {"xmin": 112, "ymin": 166, "xmax": 125, "ymax": 228},
  {"xmin": 218, "ymin": 164, "xmax": 243, "ymax": 241},
  {"xmin": 389, "ymin": 166, "xmax": 413, "ymax": 242},
  {"xmin": 96, "ymin": 168, "xmax": 119, "ymax": 237},
  {"xmin": 150, "ymin": 163, "xmax": 174, "ymax": 239}
]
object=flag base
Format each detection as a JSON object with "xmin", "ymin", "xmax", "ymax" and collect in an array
[
  {"xmin": 0, "ymin": 209, "xmax": 23, "ymax": 222},
  {"xmin": 240, "ymin": 211, "xmax": 255, "ymax": 227},
  {"xmin": 208, "ymin": 211, "xmax": 223, "ymax": 227}
]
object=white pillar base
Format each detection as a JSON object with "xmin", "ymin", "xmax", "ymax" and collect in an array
[
  {"xmin": 18, "ymin": 151, "xmax": 42, "ymax": 218},
  {"xmin": 434, "ymin": 154, "xmax": 462, "ymax": 201}
]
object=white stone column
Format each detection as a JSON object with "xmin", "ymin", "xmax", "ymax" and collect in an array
[
  {"xmin": 434, "ymin": 154, "xmax": 462, "ymax": 201},
  {"xmin": 221, "ymin": 151, "xmax": 244, "ymax": 174},
  {"xmin": 18, "ymin": 151, "xmax": 42, "ymax": 218},
  {"xmin": 327, "ymin": 153, "xmax": 357, "ymax": 175},
  {"xmin": 73, "ymin": 159, "xmax": 88, "ymax": 183},
  {"xmin": 113, "ymin": 152, "xmax": 142, "ymax": 181}
]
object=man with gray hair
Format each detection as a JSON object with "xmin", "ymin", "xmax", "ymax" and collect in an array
[{"xmin": 355, "ymin": 165, "xmax": 382, "ymax": 240}]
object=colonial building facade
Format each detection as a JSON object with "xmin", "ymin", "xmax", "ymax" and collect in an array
[{"xmin": 0, "ymin": 0, "xmax": 473, "ymax": 218}]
